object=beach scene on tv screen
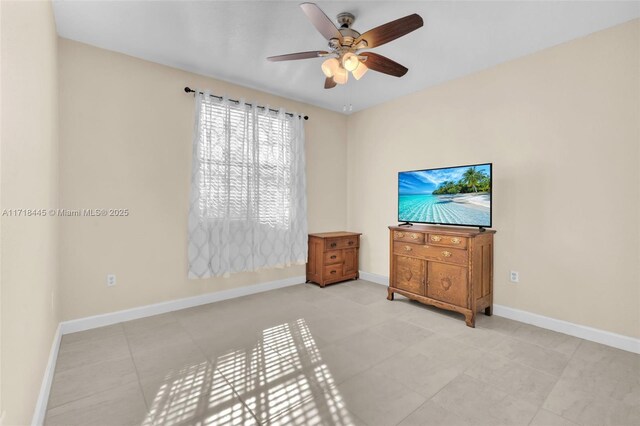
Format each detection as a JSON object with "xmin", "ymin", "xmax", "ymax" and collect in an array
[{"xmin": 399, "ymin": 164, "xmax": 491, "ymax": 226}]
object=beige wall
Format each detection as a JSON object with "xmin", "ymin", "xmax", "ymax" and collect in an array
[
  {"xmin": 347, "ymin": 20, "xmax": 640, "ymax": 338},
  {"xmin": 58, "ymin": 39, "xmax": 348, "ymax": 321},
  {"xmin": 1, "ymin": 1, "xmax": 60, "ymax": 425}
]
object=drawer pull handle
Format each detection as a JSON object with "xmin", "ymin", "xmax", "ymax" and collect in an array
[
  {"xmin": 330, "ymin": 270, "xmax": 337, "ymax": 274},
  {"xmin": 348, "ymin": 241, "xmax": 354, "ymax": 245},
  {"xmin": 451, "ymin": 237, "xmax": 461, "ymax": 244},
  {"xmin": 404, "ymin": 246, "xmax": 412, "ymax": 252},
  {"xmin": 410, "ymin": 233, "xmax": 418, "ymax": 239},
  {"xmin": 330, "ymin": 255, "xmax": 337, "ymax": 259},
  {"xmin": 330, "ymin": 242, "xmax": 337, "ymax": 248},
  {"xmin": 442, "ymin": 251, "xmax": 452, "ymax": 257},
  {"xmin": 431, "ymin": 235, "xmax": 442, "ymax": 242},
  {"xmin": 396, "ymin": 232, "xmax": 405, "ymax": 238}
]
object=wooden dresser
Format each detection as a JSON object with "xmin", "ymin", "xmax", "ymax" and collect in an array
[
  {"xmin": 387, "ymin": 225, "xmax": 496, "ymax": 327},
  {"xmin": 307, "ymin": 232, "xmax": 361, "ymax": 287}
]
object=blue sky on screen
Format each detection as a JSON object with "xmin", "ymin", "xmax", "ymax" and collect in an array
[{"xmin": 399, "ymin": 164, "xmax": 491, "ymax": 195}]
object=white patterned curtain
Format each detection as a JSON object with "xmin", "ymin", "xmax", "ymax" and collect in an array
[{"xmin": 188, "ymin": 90, "xmax": 307, "ymax": 278}]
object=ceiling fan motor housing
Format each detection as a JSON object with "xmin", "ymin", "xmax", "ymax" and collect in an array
[{"xmin": 336, "ymin": 12, "xmax": 361, "ymax": 47}]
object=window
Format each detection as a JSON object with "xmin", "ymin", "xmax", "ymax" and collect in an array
[
  {"xmin": 188, "ymin": 93, "xmax": 307, "ymax": 278},
  {"xmin": 197, "ymin": 101, "xmax": 293, "ymax": 227}
]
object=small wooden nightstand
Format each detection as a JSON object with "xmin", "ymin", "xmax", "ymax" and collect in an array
[{"xmin": 306, "ymin": 232, "xmax": 361, "ymax": 287}]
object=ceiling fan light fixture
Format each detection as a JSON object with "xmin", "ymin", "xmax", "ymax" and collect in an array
[
  {"xmin": 342, "ymin": 52, "xmax": 359, "ymax": 72},
  {"xmin": 321, "ymin": 58, "xmax": 339, "ymax": 77},
  {"xmin": 333, "ymin": 66, "xmax": 348, "ymax": 84},
  {"xmin": 352, "ymin": 62, "xmax": 368, "ymax": 80}
]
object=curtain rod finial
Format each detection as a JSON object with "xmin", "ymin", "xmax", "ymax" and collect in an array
[
  {"xmin": 184, "ymin": 87, "xmax": 193, "ymax": 93},
  {"xmin": 304, "ymin": 116, "xmax": 309, "ymax": 120}
]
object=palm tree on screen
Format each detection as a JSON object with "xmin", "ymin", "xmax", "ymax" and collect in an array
[{"xmin": 462, "ymin": 167, "xmax": 485, "ymax": 193}]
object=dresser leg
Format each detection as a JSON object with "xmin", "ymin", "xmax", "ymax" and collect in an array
[
  {"xmin": 484, "ymin": 306, "xmax": 493, "ymax": 316},
  {"xmin": 386, "ymin": 288, "xmax": 394, "ymax": 301},
  {"xmin": 465, "ymin": 312, "xmax": 476, "ymax": 328}
]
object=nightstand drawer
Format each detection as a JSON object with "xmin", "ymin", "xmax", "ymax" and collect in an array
[
  {"xmin": 324, "ymin": 264, "xmax": 343, "ymax": 280},
  {"xmin": 324, "ymin": 250, "xmax": 343, "ymax": 265},
  {"xmin": 325, "ymin": 237, "xmax": 359, "ymax": 250}
]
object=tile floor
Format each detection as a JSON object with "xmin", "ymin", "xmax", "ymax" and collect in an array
[{"xmin": 44, "ymin": 280, "xmax": 640, "ymax": 426}]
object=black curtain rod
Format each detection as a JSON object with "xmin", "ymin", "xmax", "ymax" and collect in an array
[{"xmin": 184, "ymin": 87, "xmax": 308, "ymax": 120}]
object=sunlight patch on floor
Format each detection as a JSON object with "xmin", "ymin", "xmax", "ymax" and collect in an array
[{"xmin": 142, "ymin": 318, "xmax": 357, "ymax": 425}]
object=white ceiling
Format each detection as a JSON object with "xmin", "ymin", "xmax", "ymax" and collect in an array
[{"xmin": 53, "ymin": 1, "xmax": 640, "ymax": 114}]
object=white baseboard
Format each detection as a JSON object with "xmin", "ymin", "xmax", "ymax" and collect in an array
[
  {"xmin": 31, "ymin": 324, "xmax": 62, "ymax": 426},
  {"xmin": 492, "ymin": 305, "xmax": 640, "ymax": 354},
  {"xmin": 358, "ymin": 270, "xmax": 388, "ymax": 286},
  {"xmin": 359, "ymin": 270, "xmax": 640, "ymax": 354},
  {"xmin": 60, "ymin": 275, "xmax": 305, "ymax": 335}
]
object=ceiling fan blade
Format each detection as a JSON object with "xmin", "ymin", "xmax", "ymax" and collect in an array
[
  {"xmin": 267, "ymin": 51, "xmax": 328, "ymax": 61},
  {"xmin": 300, "ymin": 2, "xmax": 343, "ymax": 42},
  {"xmin": 324, "ymin": 77, "xmax": 337, "ymax": 89},
  {"xmin": 355, "ymin": 14, "xmax": 423, "ymax": 48},
  {"xmin": 360, "ymin": 52, "xmax": 408, "ymax": 77}
]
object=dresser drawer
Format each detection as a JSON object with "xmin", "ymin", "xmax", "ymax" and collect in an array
[
  {"xmin": 427, "ymin": 234, "xmax": 468, "ymax": 249},
  {"xmin": 393, "ymin": 242, "xmax": 468, "ymax": 266},
  {"xmin": 325, "ymin": 237, "xmax": 359, "ymax": 250},
  {"xmin": 324, "ymin": 250, "xmax": 343, "ymax": 265},
  {"xmin": 324, "ymin": 264, "xmax": 343, "ymax": 280},
  {"xmin": 393, "ymin": 231, "xmax": 425, "ymax": 244},
  {"xmin": 393, "ymin": 242, "xmax": 421, "ymax": 256}
]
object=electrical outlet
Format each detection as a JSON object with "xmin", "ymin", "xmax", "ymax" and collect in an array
[
  {"xmin": 510, "ymin": 271, "xmax": 519, "ymax": 283},
  {"xmin": 106, "ymin": 274, "xmax": 117, "ymax": 287}
]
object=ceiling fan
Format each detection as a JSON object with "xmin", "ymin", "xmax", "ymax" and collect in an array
[{"xmin": 267, "ymin": 2, "xmax": 424, "ymax": 89}]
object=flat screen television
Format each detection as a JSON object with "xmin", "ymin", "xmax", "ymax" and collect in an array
[{"xmin": 398, "ymin": 163, "xmax": 492, "ymax": 228}]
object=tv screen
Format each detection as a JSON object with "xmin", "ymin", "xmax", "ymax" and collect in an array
[{"xmin": 398, "ymin": 163, "xmax": 492, "ymax": 228}]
